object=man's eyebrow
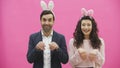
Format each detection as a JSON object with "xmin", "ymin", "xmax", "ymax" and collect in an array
[{"xmin": 48, "ymin": 18, "xmax": 52, "ymax": 19}]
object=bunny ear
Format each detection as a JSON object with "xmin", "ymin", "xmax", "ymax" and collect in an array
[
  {"xmin": 48, "ymin": 0, "xmax": 54, "ymax": 10},
  {"xmin": 81, "ymin": 8, "xmax": 88, "ymax": 16},
  {"xmin": 88, "ymin": 9, "xmax": 94, "ymax": 17},
  {"xmin": 40, "ymin": 0, "xmax": 47, "ymax": 10}
]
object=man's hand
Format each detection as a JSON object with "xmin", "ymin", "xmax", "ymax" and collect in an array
[
  {"xmin": 35, "ymin": 41, "xmax": 45, "ymax": 50},
  {"xmin": 49, "ymin": 42, "xmax": 59, "ymax": 51},
  {"xmin": 78, "ymin": 48, "xmax": 87, "ymax": 60}
]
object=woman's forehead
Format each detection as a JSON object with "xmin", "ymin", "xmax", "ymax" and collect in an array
[{"xmin": 81, "ymin": 20, "xmax": 92, "ymax": 24}]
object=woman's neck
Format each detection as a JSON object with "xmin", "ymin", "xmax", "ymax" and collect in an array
[{"xmin": 84, "ymin": 35, "xmax": 90, "ymax": 39}]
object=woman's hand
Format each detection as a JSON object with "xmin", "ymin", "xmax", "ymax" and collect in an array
[
  {"xmin": 89, "ymin": 49, "xmax": 98, "ymax": 61},
  {"xmin": 78, "ymin": 48, "xmax": 87, "ymax": 60}
]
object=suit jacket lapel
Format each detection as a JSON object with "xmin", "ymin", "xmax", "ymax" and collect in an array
[
  {"xmin": 39, "ymin": 31, "xmax": 42, "ymax": 41},
  {"xmin": 51, "ymin": 31, "xmax": 58, "ymax": 56},
  {"xmin": 52, "ymin": 31, "xmax": 57, "ymax": 42}
]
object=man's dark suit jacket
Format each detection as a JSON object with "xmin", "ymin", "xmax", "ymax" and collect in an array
[{"xmin": 27, "ymin": 31, "xmax": 68, "ymax": 68}]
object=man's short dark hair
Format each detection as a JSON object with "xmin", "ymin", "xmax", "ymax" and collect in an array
[{"xmin": 40, "ymin": 10, "xmax": 55, "ymax": 21}]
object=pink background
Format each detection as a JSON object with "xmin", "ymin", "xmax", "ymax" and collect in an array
[{"xmin": 0, "ymin": 0, "xmax": 120, "ymax": 68}]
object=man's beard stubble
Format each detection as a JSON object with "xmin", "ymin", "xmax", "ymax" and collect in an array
[{"xmin": 42, "ymin": 25, "xmax": 52, "ymax": 33}]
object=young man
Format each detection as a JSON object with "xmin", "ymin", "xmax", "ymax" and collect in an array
[{"xmin": 27, "ymin": 10, "xmax": 68, "ymax": 68}]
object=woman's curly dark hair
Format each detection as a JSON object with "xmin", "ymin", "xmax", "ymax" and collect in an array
[{"xmin": 73, "ymin": 16, "xmax": 101, "ymax": 49}]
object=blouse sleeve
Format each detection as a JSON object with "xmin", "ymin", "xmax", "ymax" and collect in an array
[
  {"xmin": 95, "ymin": 38, "xmax": 105, "ymax": 67},
  {"xmin": 69, "ymin": 38, "xmax": 83, "ymax": 67}
]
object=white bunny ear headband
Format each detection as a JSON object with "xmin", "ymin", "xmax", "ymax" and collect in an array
[
  {"xmin": 40, "ymin": 0, "xmax": 54, "ymax": 11},
  {"xmin": 81, "ymin": 8, "xmax": 94, "ymax": 17}
]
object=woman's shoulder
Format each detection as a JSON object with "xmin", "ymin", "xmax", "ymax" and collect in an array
[
  {"xmin": 69, "ymin": 38, "xmax": 75, "ymax": 45},
  {"xmin": 69, "ymin": 38, "xmax": 75, "ymax": 42},
  {"xmin": 99, "ymin": 37, "xmax": 104, "ymax": 42},
  {"xmin": 99, "ymin": 37, "xmax": 105, "ymax": 45}
]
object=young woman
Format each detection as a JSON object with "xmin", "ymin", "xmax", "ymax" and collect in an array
[{"xmin": 69, "ymin": 8, "xmax": 105, "ymax": 68}]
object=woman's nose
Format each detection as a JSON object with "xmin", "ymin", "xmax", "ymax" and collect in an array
[{"xmin": 85, "ymin": 25, "xmax": 88, "ymax": 29}]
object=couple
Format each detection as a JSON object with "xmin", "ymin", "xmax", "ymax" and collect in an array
[
  {"xmin": 27, "ymin": 10, "xmax": 105, "ymax": 68},
  {"xmin": 27, "ymin": 1, "xmax": 105, "ymax": 68}
]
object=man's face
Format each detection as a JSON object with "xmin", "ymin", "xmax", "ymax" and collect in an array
[{"xmin": 41, "ymin": 14, "xmax": 54, "ymax": 33}]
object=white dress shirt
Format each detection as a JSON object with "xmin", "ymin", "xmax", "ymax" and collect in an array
[{"xmin": 41, "ymin": 30, "xmax": 53, "ymax": 68}]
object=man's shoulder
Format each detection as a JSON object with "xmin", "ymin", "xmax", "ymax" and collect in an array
[
  {"xmin": 53, "ymin": 31, "xmax": 65, "ymax": 38},
  {"xmin": 30, "ymin": 31, "xmax": 41, "ymax": 38}
]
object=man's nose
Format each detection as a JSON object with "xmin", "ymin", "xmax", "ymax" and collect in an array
[{"xmin": 45, "ymin": 21, "xmax": 49, "ymax": 24}]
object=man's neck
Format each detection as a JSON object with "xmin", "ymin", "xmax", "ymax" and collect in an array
[{"xmin": 43, "ymin": 30, "xmax": 52, "ymax": 37}]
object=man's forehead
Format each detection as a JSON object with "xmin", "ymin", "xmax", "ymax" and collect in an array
[{"xmin": 42, "ymin": 14, "xmax": 53, "ymax": 19}]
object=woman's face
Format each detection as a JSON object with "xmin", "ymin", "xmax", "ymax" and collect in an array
[{"xmin": 81, "ymin": 19, "xmax": 92, "ymax": 36}]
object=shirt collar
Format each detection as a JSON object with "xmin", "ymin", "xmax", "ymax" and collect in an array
[{"xmin": 41, "ymin": 29, "xmax": 53, "ymax": 37}]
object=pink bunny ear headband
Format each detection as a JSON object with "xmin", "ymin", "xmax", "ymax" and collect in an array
[
  {"xmin": 40, "ymin": 0, "xmax": 55, "ymax": 16},
  {"xmin": 81, "ymin": 8, "xmax": 94, "ymax": 17}
]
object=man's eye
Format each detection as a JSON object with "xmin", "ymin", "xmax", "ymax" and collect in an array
[
  {"xmin": 48, "ymin": 19, "xmax": 52, "ymax": 22},
  {"xmin": 43, "ymin": 18, "xmax": 46, "ymax": 21}
]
